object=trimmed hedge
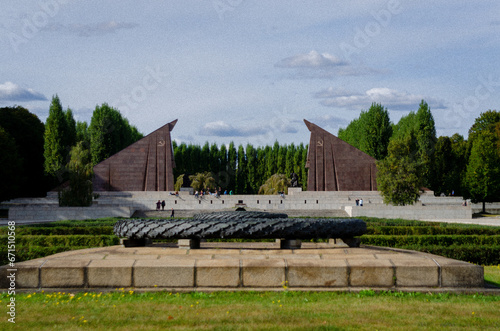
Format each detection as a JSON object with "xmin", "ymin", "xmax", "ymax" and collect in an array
[
  {"xmin": 398, "ymin": 244, "xmax": 500, "ymax": 266},
  {"xmin": 361, "ymin": 235, "xmax": 500, "ymax": 246},
  {"xmin": 0, "ymin": 245, "xmax": 95, "ymax": 265},
  {"xmin": 366, "ymin": 225, "xmax": 500, "ymax": 236},
  {"xmin": 0, "ymin": 234, "xmax": 119, "ymax": 247},
  {"xmin": 0, "ymin": 226, "xmax": 114, "ymax": 236}
]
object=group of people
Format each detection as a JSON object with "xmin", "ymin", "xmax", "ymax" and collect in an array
[
  {"xmin": 155, "ymin": 200, "xmax": 174, "ymax": 217},
  {"xmin": 355, "ymin": 198, "xmax": 364, "ymax": 206},
  {"xmin": 194, "ymin": 187, "xmax": 232, "ymax": 198}
]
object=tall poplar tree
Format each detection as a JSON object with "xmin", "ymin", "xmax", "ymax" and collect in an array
[{"xmin": 44, "ymin": 95, "xmax": 70, "ymax": 179}]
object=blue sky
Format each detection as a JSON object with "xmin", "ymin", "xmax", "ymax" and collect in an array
[{"xmin": 1, "ymin": 0, "xmax": 499, "ymax": 147}]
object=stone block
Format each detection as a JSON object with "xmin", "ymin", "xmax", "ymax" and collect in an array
[
  {"xmin": 87, "ymin": 260, "xmax": 134, "ymax": 287},
  {"xmin": 196, "ymin": 259, "xmax": 240, "ymax": 287},
  {"xmin": 441, "ymin": 263, "xmax": 484, "ymax": 287},
  {"xmin": 133, "ymin": 258, "xmax": 195, "ymax": 287},
  {"xmin": 288, "ymin": 259, "xmax": 348, "ymax": 287},
  {"xmin": 242, "ymin": 259, "xmax": 285, "ymax": 287},
  {"xmin": 393, "ymin": 259, "xmax": 439, "ymax": 287},
  {"xmin": 348, "ymin": 259, "xmax": 394, "ymax": 287},
  {"xmin": 0, "ymin": 260, "xmax": 46, "ymax": 289},
  {"xmin": 41, "ymin": 260, "xmax": 89, "ymax": 288}
]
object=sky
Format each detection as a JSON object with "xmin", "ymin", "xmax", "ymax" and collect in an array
[{"xmin": 1, "ymin": 0, "xmax": 500, "ymax": 147}]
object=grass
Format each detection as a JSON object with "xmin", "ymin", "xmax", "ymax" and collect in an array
[
  {"xmin": 1, "ymin": 290, "xmax": 499, "ymax": 330},
  {"xmin": 485, "ymin": 265, "xmax": 500, "ymax": 287}
]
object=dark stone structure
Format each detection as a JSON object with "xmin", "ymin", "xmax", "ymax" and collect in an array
[
  {"xmin": 304, "ymin": 119, "xmax": 377, "ymax": 191},
  {"xmin": 93, "ymin": 119, "xmax": 177, "ymax": 191}
]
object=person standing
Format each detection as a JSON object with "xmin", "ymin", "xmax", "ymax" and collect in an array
[
  {"xmin": 161, "ymin": 200, "xmax": 166, "ymax": 210},
  {"xmin": 170, "ymin": 208, "xmax": 174, "ymax": 218},
  {"xmin": 156, "ymin": 200, "xmax": 161, "ymax": 210}
]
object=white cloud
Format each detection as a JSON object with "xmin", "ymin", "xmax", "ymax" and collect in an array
[
  {"xmin": 275, "ymin": 50, "xmax": 348, "ymax": 68},
  {"xmin": 0, "ymin": 82, "xmax": 47, "ymax": 101},
  {"xmin": 44, "ymin": 21, "xmax": 139, "ymax": 37},
  {"xmin": 316, "ymin": 87, "xmax": 446, "ymax": 110},
  {"xmin": 275, "ymin": 50, "xmax": 383, "ymax": 79},
  {"xmin": 200, "ymin": 121, "xmax": 268, "ymax": 137}
]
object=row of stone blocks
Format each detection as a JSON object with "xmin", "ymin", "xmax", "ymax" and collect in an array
[{"xmin": 1, "ymin": 255, "xmax": 483, "ymax": 289}]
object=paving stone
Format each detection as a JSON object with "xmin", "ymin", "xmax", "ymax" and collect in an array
[
  {"xmin": 189, "ymin": 249, "xmax": 238, "ymax": 256},
  {"xmin": 242, "ymin": 259, "xmax": 286, "ymax": 287},
  {"xmin": 288, "ymin": 259, "xmax": 348, "ymax": 287},
  {"xmin": 41, "ymin": 260, "xmax": 89, "ymax": 288},
  {"xmin": 196, "ymin": 259, "xmax": 240, "ymax": 287},
  {"xmin": 293, "ymin": 249, "xmax": 345, "ymax": 255},
  {"xmin": 87, "ymin": 260, "xmax": 135, "ymax": 287},
  {"xmin": 104, "ymin": 254, "xmax": 159, "ymax": 260},
  {"xmin": 134, "ymin": 258, "xmax": 195, "ymax": 287},
  {"xmin": 348, "ymin": 259, "xmax": 395, "ymax": 287}
]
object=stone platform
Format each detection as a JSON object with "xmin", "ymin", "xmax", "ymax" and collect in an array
[{"xmin": 1, "ymin": 243, "xmax": 489, "ymax": 292}]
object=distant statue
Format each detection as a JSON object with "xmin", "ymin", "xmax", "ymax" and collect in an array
[{"xmin": 290, "ymin": 172, "xmax": 299, "ymax": 187}]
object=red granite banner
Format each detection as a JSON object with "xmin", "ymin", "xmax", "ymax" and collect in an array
[
  {"xmin": 93, "ymin": 119, "xmax": 177, "ymax": 191},
  {"xmin": 304, "ymin": 119, "xmax": 377, "ymax": 191}
]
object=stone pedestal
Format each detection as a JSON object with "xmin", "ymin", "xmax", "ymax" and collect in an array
[
  {"xmin": 178, "ymin": 239, "xmax": 200, "ymax": 249},
  {"xmin": 276, "ymin": 239, "xmax": 302, "ymax": 249},
  {"xmin": 121, "ymin": 238, "xmax": 152, "ymax": 247},
  {"xmin": 329, "ymin": 238, "xmax": 361, "ymax": 247}
]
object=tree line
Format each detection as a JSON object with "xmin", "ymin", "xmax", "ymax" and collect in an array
[{"xmin": 172, "ymin": 141, "xmax": 308, "ymax": 194}]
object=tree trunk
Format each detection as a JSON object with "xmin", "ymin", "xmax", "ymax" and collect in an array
[{"xmin": 482, "ymin": 201, "xmax": 486, "ymax": 213}]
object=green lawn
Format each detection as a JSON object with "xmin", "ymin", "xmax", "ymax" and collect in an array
[{"xmin": 1, "ymin": 290, "xmax": 499, "ymax": 330}]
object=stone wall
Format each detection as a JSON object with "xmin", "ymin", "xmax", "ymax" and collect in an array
[{"xmin": 345, "ymin": 205, "xmax": 472, "ymax": 220}]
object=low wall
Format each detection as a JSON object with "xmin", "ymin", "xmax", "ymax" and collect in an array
[
  {"xmin": 345, "ymin": 205, "xmax": 472, "ymax": 220},
  {"xmin": 8, "ymin": 205, "xmax": 133, "ymax": 221}
]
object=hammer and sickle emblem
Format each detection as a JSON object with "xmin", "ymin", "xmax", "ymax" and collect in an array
[
  {"xmin": 317, "ymin": 139, "xmax": 323, "ymax": 146},
  {"xmin": 158, "ymin": 139, "xmax": 166, "ymax": 147}
]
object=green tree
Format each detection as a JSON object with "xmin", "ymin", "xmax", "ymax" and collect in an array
[
  {"xmin": 0, "ymin": 127, "xmax": 22, "ymax": 201},
  {"xmin": 227, "ymin": 142, "xmax": 237, "ymax": 192},
  {"xmin": 431, "ymin": 134, "xmax": 467, "ymax": 196},
  {"xmin": 44, "ymin": 95, "xmax": 70, "ymax": 179},
  {"xmin": 245, "ymin": 143, "xmax": 258, "ymax": 194},
  {"xmin": 338, "ymin": 117, "xmax": 362, "ymax": 150},
  {"xmin": 337, "ymin": 103, "xmax": 392, "ymax": 160},
  {"xmin": 0, "ymin": 106, "xmax": 46, "ymax": 199},
  {"xmin": 76, "ymin": 121, "xmax": 90, "ymax": 147},
  {"xmin": 463, "ymin": 131, "xmax": 500, "ymax": 213},
  {"xmin": 58, "ymin": 142, "xmax": 93, "ymax": 206},
  {"xmin": 415, "ymin": 100, "xmax": 437, "ymax": 188},
  {"xmin": 377, "ymin": 133, "xmax": 422, "ymax": 205},
  {"xmin": 236, "ymin": 144, "xmax": 247, "ymax": 193},
  {"xmin": 89, "ymin": 103, "xmax": 142, "ymax": 165},
  {"xmin": 468, "ymin": 110, "xmax": 500, "ymax": 146},
  {"xmin": 258, "ymin": 174, "xmax": 290, "ymax": 195},
  {"xmin": 189, "ymin": 172, "xmax": 216, "ymax": 192},
  {"xmin": 64, "ymin": 108, "xmax": 77, "ymax": 148},
  {"xmin": 174, "ymin": 174, "xmax": 185, "ymax": 191}
]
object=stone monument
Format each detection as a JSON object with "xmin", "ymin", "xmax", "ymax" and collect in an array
[
  {"xmin": 304, "ymin": 119, "xmax": 377, "ymax": 191},
  {"xmin": 93, "ymin": 119, "xmax": 177, "ymax": 191}
]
